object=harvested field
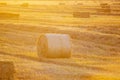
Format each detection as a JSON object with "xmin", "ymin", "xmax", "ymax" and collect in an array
[{"xmin": 0, "ymin": 0, "xmax": 120, "ymax": 80}]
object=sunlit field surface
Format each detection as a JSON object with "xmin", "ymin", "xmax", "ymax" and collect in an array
[{"xmin": 0, "ymin": 0, "xmax": 120, "ymax": 80}]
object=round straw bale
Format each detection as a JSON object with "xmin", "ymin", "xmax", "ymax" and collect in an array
[
  {"xmin": 37, "ymin": 34, "xmax": 71, "ymax": 58},
  {"xmin": 73, "ymin": 12, "xmax": 90, "ymax": 18},
  {"xmin": 0, "ymin": 61, "xmax": 15, "ymax": 80},
  {"xmin": 21, "ymin": 3, "xmax": 29, "ymax": 7}
]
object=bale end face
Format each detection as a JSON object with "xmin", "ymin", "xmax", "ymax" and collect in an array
[
  {"xmin": 37, "ymin": 34, "xmax": 72, "ymax": 58},
  {"xmin": 0, "ymin": 61, "xmax": 15, "ymax": 80}
]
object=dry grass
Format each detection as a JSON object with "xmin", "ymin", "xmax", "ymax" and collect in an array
[{"xmin": 0, "ymin": 0, "xmax": 120, "ymax": 80}]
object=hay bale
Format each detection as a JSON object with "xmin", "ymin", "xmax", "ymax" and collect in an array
[
  {"xmin": 59, "ymin": 3, "xmax": 65, "ymax": 5},
  {"xmin": 0, "ymin": 12, "xmax": 19, "ymax": 20},
  {"xmin": 37, "ymin": 34, "xmax": 71, "ymax": 58},
  {"xmin": 0, "ymin": 3, "xmax": 7, "ymax": 6},
  {"xmin": 77, "ymin": 3, "xmax": 83, "ymax": 5},
  {"xmin": 112, "ymin": 2, "xmax": 120, "ymax": 6},
  {"xmin": 97, "ymin": 8, "xmax": 111, "ymax": 14},
  {"xmin": 21, "ymin": 3, "xmax": 29, "ymax": 7},
  {"xmin": 73, "ymin": 12, "xmax": 90, "ymax": 18},
  {"xmin": 0, "ymin": 61, "xmax": 15, "ymax": 80},
  {"xmin": 111, "ymin": 2, "xmax": 120, "ymax": 9},
  {"xmin": 97, "ymin": 3, "xmax": 111, "ymax": 14},
  {"xmin": 100, "ymin": 3, "xmax": 110, "ymax": 9}
]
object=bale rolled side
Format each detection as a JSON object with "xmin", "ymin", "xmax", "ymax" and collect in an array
[{"xmin": 37, "ymin": 34, "xmax": 71, "ymax": 58}]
